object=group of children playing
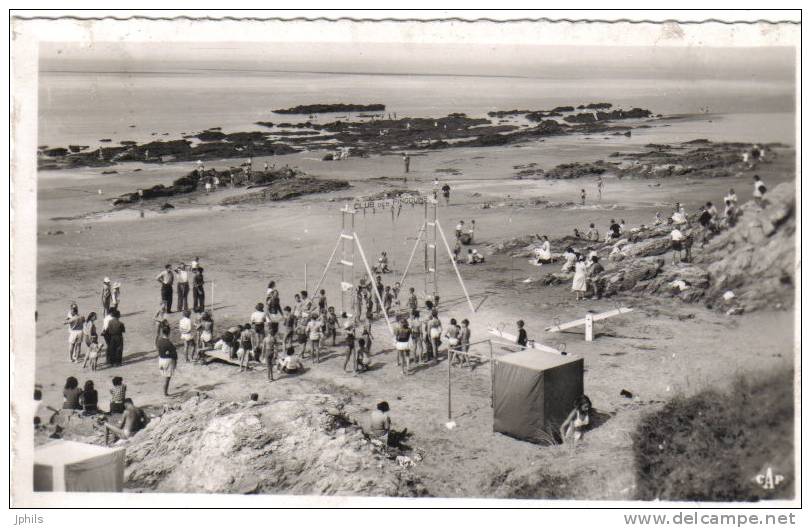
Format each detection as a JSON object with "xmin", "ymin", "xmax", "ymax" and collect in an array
[{"xmin": 168, "ymin": 267, "xmax": 479, "ymax": 380}]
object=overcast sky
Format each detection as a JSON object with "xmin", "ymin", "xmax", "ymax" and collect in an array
[{"xmin": 40, "ymin": 41, "xmax": 795, "ymax": 82}]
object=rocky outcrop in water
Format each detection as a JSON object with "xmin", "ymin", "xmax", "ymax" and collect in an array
[
  {"xmin": 274, "ymin": 103, "xmax": 386, "ymax": 114},
  {"xmin": 219, "ymin": 177, "xmax": 349, "ymax": 205}
]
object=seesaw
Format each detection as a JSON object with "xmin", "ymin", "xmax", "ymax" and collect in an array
[
  {"xmin": 488, "ymin": 328, "xmax": 564, "ymax": 355},
  {"xmin": 544, "ymin": 306, "xmax": 633, "ymax": 342},
  {"xmin": 202, "ymin": 348, "xmax": 267, "ymax": 371}
]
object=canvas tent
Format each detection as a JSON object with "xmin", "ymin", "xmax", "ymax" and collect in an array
[
  {"xmin": 493, "ymin": 350, "xmax": 584, "ymax": 443},
  {"xmin": 34, "ymin": 440, "xmax": 125, "ymax": 492}
]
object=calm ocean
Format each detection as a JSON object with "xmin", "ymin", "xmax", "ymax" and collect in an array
[{"xmin": 37, "ymin": 70, "xmax": 796, "ymax": 149}]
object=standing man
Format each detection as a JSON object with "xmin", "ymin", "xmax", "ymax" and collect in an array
[
  {"xmin": 103, "ymin": 309, "xmax": 126, "ymax": 367},
  {"xmin": 175, "ymin": 263, "xmax": 190, "ymax": 313},
  {"xmin": 156, "ymin": 325, "xmax": 177, "ymax": 396},
  {"xmin": 192, "ymin": 266, "xmax": 206, "ymax": 313},
  {"xmin": 402, "ymin": 153, "xmax": 410, "ymax": 174},
  {"xmin": 101, "ymin": 277, "xmax": 112, "ymax": 315},
  {"xmin": 580, "ymin": 188, "xmax": 586, "ymax": 206},
  {"xmin": 597, "ymin": 176, "xmax": 604, "ymax": 201},
  {"xmin": 441, "ymin": 182, "xmax": 451, "ymax": 206},
  {"xmin": 64, "ymin": 303, "xmax": 85, "ymax": 363},
  {"xmin": 156, "ymin": 264, "xmax": 174, "ymax": 313}
]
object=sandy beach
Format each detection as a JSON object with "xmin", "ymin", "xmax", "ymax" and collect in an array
[{"xmin": 33, "ymin": 108, "xmax": 796, "ymax": 497}]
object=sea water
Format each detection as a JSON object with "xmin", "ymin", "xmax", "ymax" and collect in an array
[{"xmin": 38, "ymin": 70, "xmax": 796, "ymax": 149}]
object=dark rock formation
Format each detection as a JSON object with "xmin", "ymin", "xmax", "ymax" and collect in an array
[
  {"xmin": 274, "ymin": 103, "xmax": 386, "ymax": 114},
  {"xmin": 544, "ymin": 161, "xmax": 608, "ymax": 179}
]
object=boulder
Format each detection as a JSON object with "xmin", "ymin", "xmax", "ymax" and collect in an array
[
  {"xmin": 602, "ymin": 258, "xmax": 664, "ymax": 296},
  {"xmin": 610, "ymin": 236, "xmax": 672, "ymax": 262}
]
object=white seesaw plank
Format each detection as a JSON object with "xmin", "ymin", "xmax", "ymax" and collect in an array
[
  {"xmin": 202, "ymin": 349, "xmax": 267, "ymax": 371},
  {"xmin": 488, "ymin": 328, "xmax": 562, "ymax": 355},
  {"xmin": 545, "ymin": 307, "xmax": 633, "ymax": 333}
]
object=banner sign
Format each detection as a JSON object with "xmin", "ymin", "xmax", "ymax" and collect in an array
[{"xmin": 353, "ymin": 193, "xmax": 434, "ymax": 210}]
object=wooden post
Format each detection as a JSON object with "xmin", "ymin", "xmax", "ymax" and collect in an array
[
  {"xmin": 313, "ymin": 235, "xmax": 342, "ymax": 295},
  {"xmin": 585, "ymin": 313, "xmax": 594, "ymax": 342},
  {"xmin": 353, "ymin": 232, "xmax": 394, "ymax": 336},
  {"xmin": 436, "ymin": 220, "xmax": 476, "ymax": 314},
  {"xmin": 210, "ymin": 281, "xmax": 214, "ymax": 313},
  {"xmin": 489, "ymin": 339, "xmax": 494, "ymax": 408},
  {"xmin": 399, "ymin": 222, "xmax": 426, "ymax": 286},
  {"xmin": 448, "ymin": 342, "xmax": 452, "ymax": 421}
]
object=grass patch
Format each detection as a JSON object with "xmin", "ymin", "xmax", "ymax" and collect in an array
[{"xmin": 633, "ymin": 370, "xmax": 794, "ymax": 501}]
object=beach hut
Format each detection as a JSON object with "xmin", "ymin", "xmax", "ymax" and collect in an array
[
  {"xmin": 34, "ymin": 440, "xmax": 126, "ymax": 492},
  {"xmin": 493, "ymin": 350, "xmax": 584, "ymax": 443}
]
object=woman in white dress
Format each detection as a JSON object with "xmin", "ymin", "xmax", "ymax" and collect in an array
[
  {"xmin": 535, "ymin": 236, "xmax": 552, "ymax": 264},
  {"xmin": 572, "ymin": 255, "xmax": 588, "ymax": 301},
  {"xmin": 561, "ymin": 247, "xmax": 577, "ymax": 273}
]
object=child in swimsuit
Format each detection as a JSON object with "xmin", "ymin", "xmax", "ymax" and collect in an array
[{"xmin": 325, "ymin": 306, "xmax": 339, "ymax": 346}]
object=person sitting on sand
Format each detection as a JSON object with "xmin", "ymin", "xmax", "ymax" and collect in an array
[
  {"xmin": 281, "ymin": 347, "xmax": 303, "ymax": 374},
  {"xmin": 365, "ymin": 401, "xmax": 392, "ymax": 440},
  {"xmin": 586, "ymin": 223, "xmax": 599, "ymax": 242},
  {"xmin": 572, "ymin": 255, "xmax": 588, "ymax": 301},
  {"xmin": 467, "ymin": 248, "xmax": 485, "ymax": 264},
  {"xmin": 81, "ymin": 380, "xmax": 98, "ymax": 415},
  {"xmin": 670, "ymin": 227, "xmax": 686, "ymax": 264},
  {"xmin": 104, "ymin": 398, "xmax": 148, "ymax": 445},
  {"xmin": 607, "ymin": 219, "xmax": 622, "ymax": 240},
  {"xmin": 753, "ymin": 174, "xmax": 768, "ymax": 206},
  {"xmin": 533, "ymin": 236, "xmax": 553, "ymax": 265},
  {"xmin": 377, "ymin": 252, "xmax": 391, "ymax": 273},
  {"xmin": 654, "ymin": 211, "xmax": 664, "ymax": 225},
  {"xmin": 560, "ymin": 395, "xmax": 592, "ymax": 444},
  {"xmin": 561, "ymin": 247, "xmax": 577, "ymax": 273},
  {"xmin": 109, "ymin": 376, "xmax": 126, "ymax": 414},
  {"xmin": 62, "ymin": 376, "xmax": 82, "ymax": 411},
  {"xmin": 671, "ymin": 203, "xmax": 688, "ymax": 225},
  {"xmin": 725, "ymin": 188, "xmax": 738, "ymax": 205}
]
